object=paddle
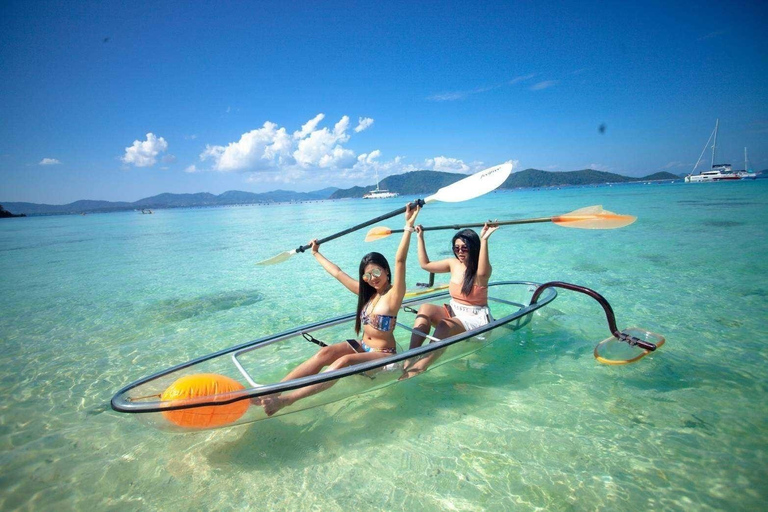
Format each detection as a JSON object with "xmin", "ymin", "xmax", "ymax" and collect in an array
[
  {"xmin": 364, "ymin": 205, "xmax": 636, "ymax": 242},
  {"xmin": 256, "ymin": 162, "xmax": 513, "ymax": 265}
]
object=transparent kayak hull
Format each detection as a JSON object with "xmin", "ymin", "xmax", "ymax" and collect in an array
[{"xmin": 111, "ymin": 281, "xmax": 557, "ymax": 432}]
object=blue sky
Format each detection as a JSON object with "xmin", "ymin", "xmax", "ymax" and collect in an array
[{"xmin": 1, "ymin": 0, "xmax": 766, "ymax": 204}]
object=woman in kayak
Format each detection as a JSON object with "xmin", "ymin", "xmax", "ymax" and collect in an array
[
  {"xmin": 401, "ymin": 221, "xmax": 499, "ymax": 378},
  {"xmin": 260, "ymin": 204, "xmax": 420, "ymax": 416}
]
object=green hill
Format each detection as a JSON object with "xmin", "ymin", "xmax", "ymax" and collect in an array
[
  {"xmin": 502, "ymin": 168, "xmax": 636, "ymax": 188},
  {"xmin": 0, "ymin": 204, "xmax": 26, "ymax": 218},
  {"xmin": 331, "ymin": 168, "xmax": 680, "ymax": 198},
  {"xmin": 330, "ymin": 171, "xmax": 464, "ymax": 199},
  {"xmin": 2, "ymin": 188, "xmax": 340, "ymax": 215},
  {"xmin": 3, "ymin": 168, "xmax": 682, "ymax": 216}
]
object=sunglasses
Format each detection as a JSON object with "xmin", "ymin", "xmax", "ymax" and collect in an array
[
  {"xmin": 453, "ymin": 245, "xmax": 469, "ymax": 254},
  {"xmin": 362, "ymin": 268, "xmax": 383, "ymax": 282}
]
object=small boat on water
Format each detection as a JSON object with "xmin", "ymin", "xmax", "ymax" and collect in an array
[
  {"xmin": 112, "ymin": 166, "xmax": 663, "ymax": 432},
  {"xmin": 363, "ymin": 170, "xmax": 398, "ymax": 199},
  {"xmin": 686, "ymin": 164, "xmax": 741, "ymax": 183},
  {"xmin": 686, "ymin": 119, "xmax": 756, "ymax": 182},
  {"xmin": 113, "ymin": 282, "xmax": 555, "ymax": 431},
  {"xmin": 111, "ymin": 280, "xmax": 663, "ymax": 432},
  {"xmin": 739, "ymin": 147, "xmax": 758, "ymax": 180}
]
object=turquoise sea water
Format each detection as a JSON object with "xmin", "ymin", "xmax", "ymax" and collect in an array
[{"xmin": 1, "ymin": 180, "xmax": 767, "ymax": 511}]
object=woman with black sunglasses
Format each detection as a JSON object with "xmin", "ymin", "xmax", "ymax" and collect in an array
[
  {"xmin": 401, "ymin": 221, "xmax": 499, "ymax": 379},
  {"xmin": 259, "ymin": 204, "xmax": 420, "ymax": 416}
]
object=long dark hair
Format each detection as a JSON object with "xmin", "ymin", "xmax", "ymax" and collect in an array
[
  {"xmin": 355, "ymin": 252, "xmax": 391, "ymax": 334},
  {"xmin": 452, "ymin": 229, "xmax": 481, "ymax": 296}
]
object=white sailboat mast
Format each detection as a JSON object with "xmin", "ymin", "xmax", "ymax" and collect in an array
[
  {"xmin": 711, "ymin": 118, "xmax": 719, "ymax": 168},
  {"xmin": 691, "ymin": 120, "xmax": 717, "ymax": 175}
]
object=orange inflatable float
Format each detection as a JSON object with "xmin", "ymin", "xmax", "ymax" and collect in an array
[{"xmin": 161, "ymin": 373, "xmax": 249, "ymax": 428}]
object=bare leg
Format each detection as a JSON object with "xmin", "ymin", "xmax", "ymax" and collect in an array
[
  {"xmin": 401, "ymin": 318, "xmax": 466, "ymax": 379},
  {"xmin": 262, "ymin": 351, "xmax": 389, "ymax": 416},
  {"xmin": 253, "ymin": 343, "xmax": 353, "ymax": 405},
  {"xmin": 408, "ymin": 304, "xmax": 446, "ymax": 349},
  {"xmin": 402, "ymin": 304, "xmax": 449, "ymax": 379}
]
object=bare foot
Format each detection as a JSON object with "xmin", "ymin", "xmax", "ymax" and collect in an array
[
  {"xmin": 398, "ymin": 367, "xmax": 424, "ymax": 381},
  {"xmin": 400, "ymin": 357, "xmax": 432, "ymax": 380},
  {"xmin": 262, "ymin": 395, "xmax": 292, "ymax": 416},
  {"xmin": 250, "ymin": 392, "xmax": 276, "ymax": 406}
]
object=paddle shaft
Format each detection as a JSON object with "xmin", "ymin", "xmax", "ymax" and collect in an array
[
  {"xmin": 385, "ymin": 216, "xmax": 553, "ymax": 235},
  {"xmin": 295, "ymin": 199, "xmax": 425, "ymax": 253}
]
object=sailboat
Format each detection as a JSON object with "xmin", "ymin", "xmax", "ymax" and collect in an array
[
  {"xmin": 738, "ymin": 147, "xmax": 757, "ymax": 180},
  {"xmin": 363, "ymin": 169, "xmax": 398, "ymax": 199},
  {"xmin": 685, "ymin": 119, "xmax": 750, "ymax": 183}
]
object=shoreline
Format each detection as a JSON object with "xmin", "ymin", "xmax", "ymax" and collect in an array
[{"xmin": 6, "ymin": 176, "xmax": 767, "ymax": 217}]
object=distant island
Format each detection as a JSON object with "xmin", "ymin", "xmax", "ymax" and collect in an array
[
  {"xmin": 2, "ymin": 167, "xmax": 761, "ymax": 216},
  {"xmin": 330, "ymin": 168, "xmax": 682, "ymax": 199},
  {"xmin": 1, "ymin": 187, "xmax": 339, "ymax": 216},
  {"xmin": 0, "ymin": 204, "xmax": 27, "ymax": 218}
]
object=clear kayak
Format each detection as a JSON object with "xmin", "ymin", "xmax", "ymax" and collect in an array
[{"xmin": 111, "ymin": 281, "xmax": 558, "ymax": 432}]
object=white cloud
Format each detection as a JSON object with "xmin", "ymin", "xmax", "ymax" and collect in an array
[
  {"xmin": 425, "ymin": 156, "xmax": 472, "ymax": 173},
  {"xmin": 122, "ymin": 133, "xmax": 169, "ymax": 167},
  {"xmin": 317, "ymin": 145, "xmax": 357, "ymax": 169},
  {"xmin": 428, "ymin": 91, "xmax": 469, "ymax": 101},
  {"xmin": 354, "ymin": 117, "xmax": 374, "ymax": 133},
  {"xmin": 293, "ymin": 115, "xmax": 354, "ymax": 168},
  {"xmin": 293, "ymin": 113, "xmax": 325, "ymax": 139},
  {"xmin": 194, "ymin": 114, "xmax": 512, "ymax": 191},
  {"xmin": 530, "ymin": 80, "xmax": 558, "ymax": 91},
  {"xmin": 427, "ymin": 85, "xmax": 498, "ymax": 102},
  {"xmin": 342, "ymin": 152, "xmax": 409, "ymax": 182},
  {"xmin": 200, "ymin": 114, "xmax": 366, "ymax": 174},
  {"xmin": 510, "ymin": 74, "xmax": 536, "ymax": 84},
  {"xmin": 588, "ymin": 163, "xmax": 610, "ymax": 171},
  {"xmin": 39, "ymin": 158, "xmax": 61, "ymax": 165},
  {"xmin": 357, "ymin": 150, "xmax": 382, "ymax": 165},
  {"xmin": 698, "ymin": 29, "xmax": 728, "ymax": 41},
  {"xmin": 246, "ymin": 167, "xmax": 306, "ymax": 184},
  {"xmin": 201, "ymin": 122, "xmax": 293, "ymax": 172}
]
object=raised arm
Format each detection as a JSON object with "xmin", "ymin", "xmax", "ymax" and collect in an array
[
  {"xmin": 309, "ymin": 240, "xmax": 359, "ymax": 295},
  {"xmin": 389, "ymin": 204, "xmax": 420, "ymax": 305},
  {"xmin": 414, "ymin": 226, "xmax": 452, "ymax": 274},
  {"xmin": 476, "ymin": 221, "xmax": 498, "ymax": 284}
]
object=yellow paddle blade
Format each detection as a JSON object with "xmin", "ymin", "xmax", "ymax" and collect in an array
[
  {"xmin": 364, "ymin": 226, "xmax": 394, "ymax": 242},
  {"xmin": 404, "ymin": 284, "xmax": 449, "ymax": 298},
  {"xmin": 594, "ymin": 327, "xmax": 665, "ymax": 365},
  {"xmin": 551, "ymin": 205, "xmax": 636, "ymax": 229},
  {"xmin": 256, "ymin": 250, "xmax": 294, "ymax": 266}
]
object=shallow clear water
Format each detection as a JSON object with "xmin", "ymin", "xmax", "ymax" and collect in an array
[{"xmin": 1, "ymin": 180, "xmax": 767, "ymax": 511}]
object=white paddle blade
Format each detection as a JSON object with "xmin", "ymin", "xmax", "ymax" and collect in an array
[
  {"xmin": 425, "ymin": 162, "xmax": 513, "ymax": 204},
  {"xmin": 256, "ymin": 250, "xmax": 296, "ymax": 266}
]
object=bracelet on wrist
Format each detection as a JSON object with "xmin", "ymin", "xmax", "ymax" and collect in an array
[{"xmin": 404, "ymin": 225, "xmax": 415, "ymax": 232}]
